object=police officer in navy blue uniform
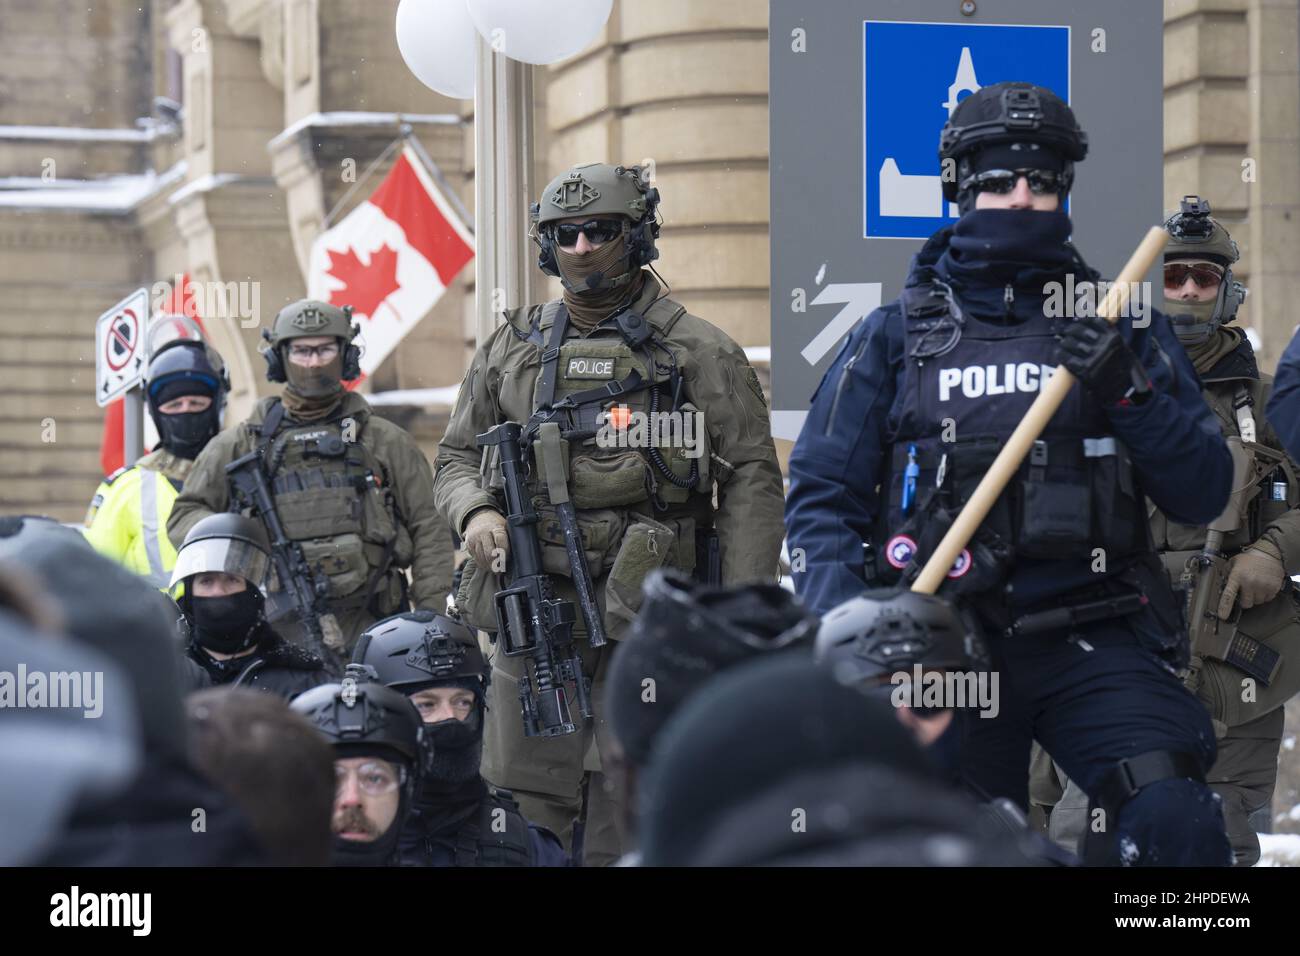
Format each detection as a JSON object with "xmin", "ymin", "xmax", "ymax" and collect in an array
[
  {"xmin": 1267, "ymin": 331, "xmax": 1300, "ymax": 462},
  {"xmin": 786, "ymin": 82, "xmax": 1233, "ymax": 866},
  {"xmin": 352, "ymin": 611, "xmax": 568, "ymax": 866}
]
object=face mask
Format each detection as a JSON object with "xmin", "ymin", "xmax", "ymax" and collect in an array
[
  {"xmin": 189, "ymin": 589, "xmax": 263, "ymax": 654},
  {"xmin": 284, "ymin": 353, "xmax": 344, "ymax": 399},
  {"xmin": 156, "ymin": 407, "xmax": 221, "ymax": 460},
  {"xmin": 422, "ymin": 709, "xmax": 483, "ymax": 787},
  {"xmin": 1163, "ymin": 296, "xmax": 1220, "ymax": 345}
]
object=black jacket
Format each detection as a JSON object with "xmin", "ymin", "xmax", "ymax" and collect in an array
[
  {"xmin": 188, "ymin": 625, "xmax": 329, "ymax": 701},
  {"xmin": 35, "ymin": 752, "xmax": 268, "ymax": 866}
]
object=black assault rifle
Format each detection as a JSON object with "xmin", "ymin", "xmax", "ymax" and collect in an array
[
  {"xmin": 475, "ymin": 421, "xmax": 605, "ymax": 737},
  {"xmin": 226, "ymin": 449, "xmax": 344, "ymax": 676}
]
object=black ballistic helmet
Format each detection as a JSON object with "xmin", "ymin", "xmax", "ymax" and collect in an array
[
  {"xmin": 291, "ymin": 665, "xmax": 429, "ymax": 866},
  {"xmin": 939, "ymin": 82, "xmax": 1088, "ymax": 208},
  {"xmin": 351, "ymin": 611, "xmax": 489, "ymax": 696},
  {"xmin": 815, "ymin": 588, "xmax": 988, "ymax": 689},
  {"xmin": 290, "ymin": 665, "xmax": 428, "ymax": 772}
]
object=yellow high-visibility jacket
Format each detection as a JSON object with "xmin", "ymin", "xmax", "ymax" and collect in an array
[{"xmin": 83, "ymin": 449, "xmax": 193, "ymax": 590}]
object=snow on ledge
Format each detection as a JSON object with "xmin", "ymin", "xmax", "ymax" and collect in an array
[
  {"xmin": 268, "ymin": 111, "xmax": 463, "ymax": 151},
  {"xmin": 366, "ymin": 385, "xmax": 461, "ymax": 408},
  {"xmin": 0, "ymin": 161, "xmax": 187, "ymax": 212},
  {"xmin": 0, "ymin": 123, "xmax": 167, "ymax": 143}
]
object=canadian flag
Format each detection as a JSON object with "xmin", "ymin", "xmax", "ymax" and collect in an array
[{"xmin": 308, "ymin": 144, "xmax": 475, "ymax": 382}]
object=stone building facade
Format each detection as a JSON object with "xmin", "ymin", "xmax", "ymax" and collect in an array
[{"xmin": 1, "ymin": 0, "xmax": 1297, "ymax": 521}]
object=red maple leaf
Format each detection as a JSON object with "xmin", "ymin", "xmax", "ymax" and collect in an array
[{"xmin": 324, "ymin": 244, "xmax": 401, "ymax": 320}]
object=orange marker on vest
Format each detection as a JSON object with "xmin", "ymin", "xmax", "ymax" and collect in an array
[{"xmin": 607, "ymin": 404, "xmax": 632, "ymax": 430}]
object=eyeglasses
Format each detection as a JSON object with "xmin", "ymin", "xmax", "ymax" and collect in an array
[
  {"xmin": 1163, "ymin": 262, "xmax": 1224, "ymax": 289},
  {"xmin": 960, "ymin": 168, "xmax": 1064, "ymax": 196},
  {"xmin": 288, "ymin": 342, "xmax": 340, "ymax": 361},
  {"xmin": 547, "ymin": 218, "xmax": 624, "ymax": 247},
  {"xmin": 334, "ymin": 760, "xmax": 402, "ymax": 797}
]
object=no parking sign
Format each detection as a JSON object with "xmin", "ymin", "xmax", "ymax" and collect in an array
[{"xmin": 95, "ymin": 287, "xmax": 150, "ymax": 407}]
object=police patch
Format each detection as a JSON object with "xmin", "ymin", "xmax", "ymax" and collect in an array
[{"xmin": 565, "ymin": 356, "xmax": 615, "ymax": 380}]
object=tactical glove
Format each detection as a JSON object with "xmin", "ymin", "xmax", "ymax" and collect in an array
[
  {"xmin": 463, "ymin": 508, "xmax": 509, "ymax": 570},
  {"xmin": 1055, "ymin": 316, "xmax": 1152, "ymax": 406},
  {"xmin": 1217, "ymin": 544, "xmax": 1287, "ymax": 619}
]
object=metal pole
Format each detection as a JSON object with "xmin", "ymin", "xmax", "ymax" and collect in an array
[
  {"xmin": 122, "ymin": 387, "xmax": 144, "ymax": 464},
  {"xmin": 474, "ymin": 34, "xmax": 537, "ymax": 348}
]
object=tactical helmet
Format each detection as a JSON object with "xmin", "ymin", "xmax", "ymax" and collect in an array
[
  {"xmin": 290, "ymin": 664, "xmax": 428, "ymax": 771},
  {"xmin": 814, "ymin": 588, "xmax": 988, "ymax": 690},
  {"xmin": 261, "ymin": 299, "xmax": 361, "ymax": 382},
  {"xmin": 144, "ymin": 340, "xmax": 229, "ymax": 459},
  {"xmin": 529, "ymin": 162, "xmax": 661, "ymax": 281},
  {"xmin": 290, "ymin": 665, "xmax": 429, "ymax": 866},
  {"xmin": 352, "ymin": 610, "xmax": 489, "ymax": 696},
  {"xmin": 939, "ymin": 82, "xmax": 1087, "ymax": 211},
  {"xmin": 169, "ymin": 513, "xmax": 271, "ymax": 591},
  {"xmin": 1162, "ymin": 195, "xmax": 1247, "ymax": 344}
]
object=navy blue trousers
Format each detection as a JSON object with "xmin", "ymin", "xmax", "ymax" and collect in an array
[{"xmin": 956, "ymin": 612, "xmax": 1231, "ymax": 866}]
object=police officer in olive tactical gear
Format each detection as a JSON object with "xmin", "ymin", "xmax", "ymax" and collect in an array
[
  {"xmin": 1034, "ymin": 199, "xmax": 1300, "ymax": 866},
  {"xmin": 786, "ymin": 82, "xmax": 1234, "ymax": 865},
  {"xmin": 433, "ymin": 162, "xmax": 786, "ymax": 865},
  {"xmin": 172, "ymin": 513, "xmax": 329, "ymax": 700},
  {"xmin": 290, "ymin": 665, "xmax": 429, "ymax": 866},
  {"xmin": 168, "ymin": 299, "xmax": 454, "ymax": 669},
  {"xmin": 85, "ymin": 337, "xmax": 230, "ymax": 588},
  {"xmin": 353, "ymin": 611, "xmax": 567, "ymax": 866}
]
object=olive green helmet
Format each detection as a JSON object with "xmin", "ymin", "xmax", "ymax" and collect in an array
[
  {"xmin": 529, "ymin": 162, "xmax": 661, "ymax": 278},
  {"xmin": 260, "ymin": 299, "xmax": 361, "ymax": 382},
  {"xmin": 1162, "ymin": 196, "xmax": 1246, "ymax": 345}
]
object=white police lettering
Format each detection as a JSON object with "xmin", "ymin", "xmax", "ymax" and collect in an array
[
  {"xmin": 937, "ymin": 363, "xmax": 1056, "ymax": 402},
  {"xmin": 566, "ymin": 357, "xmax": 615, "ymax": 379}
]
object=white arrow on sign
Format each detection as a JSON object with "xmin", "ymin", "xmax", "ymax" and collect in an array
[{"xmin": 801, "ymin": 283, "xmax": 882, "ymax": 366}]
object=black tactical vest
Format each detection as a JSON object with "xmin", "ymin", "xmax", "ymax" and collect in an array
[
  {"xmin": 432, "ymin": 789, "xmax": 534, "ymax": 867},
  {"xmin": 871, "ymin": 280, "xmax": 1152, "ymax": 587}
]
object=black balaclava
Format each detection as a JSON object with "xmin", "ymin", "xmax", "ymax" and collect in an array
[
  {"xmin": 409, "ymin": 678, "xmax": 489, "ymax": 835},
  {"xmin": 188, "ymin": 588, "xmax": 263, "ymax": 655},
  {"xmin": 151, "ymin": 375, "xmax": 220, "ymax": 460},
  {"xmin": 331, "ymin": 745, "xmax": 412, "ymax": 867}
]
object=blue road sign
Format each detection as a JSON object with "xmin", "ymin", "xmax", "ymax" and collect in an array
[{"xmin": 863, "ymin": 21, "xmax": 1070, "ymax": 239}]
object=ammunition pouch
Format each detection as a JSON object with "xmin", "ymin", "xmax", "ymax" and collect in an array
[
  {"xmin": 298, "ymin": 533, "xmax": 368, "ymax": 601},
  {"xmin": 567, "ymin": 450, "xmax": 649, "ymax": 509},
  {"xmin": 1189, "ymin": 585, "xmax": 1300, "ymax": 727},
  {"xmin": 455, "ymin": 555, "xmax": 499, "ymax": 633},
  {"xmin": 875, "ymin": 435, "xmax": 1146, "ymax": 583},
  {"xmin": 605, "ymin": 517, "xmax": 678, "ymax": 635}
]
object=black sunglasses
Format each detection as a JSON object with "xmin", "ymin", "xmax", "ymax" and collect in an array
[
  {"xmin": 547, "ymin": 218, "xmax": 624, "ymax": 247},
  {"xmin": 960, "ymin": 168, "xmax": 1064, "ymax": 196}
]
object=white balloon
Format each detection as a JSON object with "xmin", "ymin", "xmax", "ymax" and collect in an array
[
  {"xmin": 467, "ymin": 0, "xmax": 613, "ymax": 66},
  {"xmin": 395, "ymin": 0, "xmax": 477, "ymax": 100}
]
